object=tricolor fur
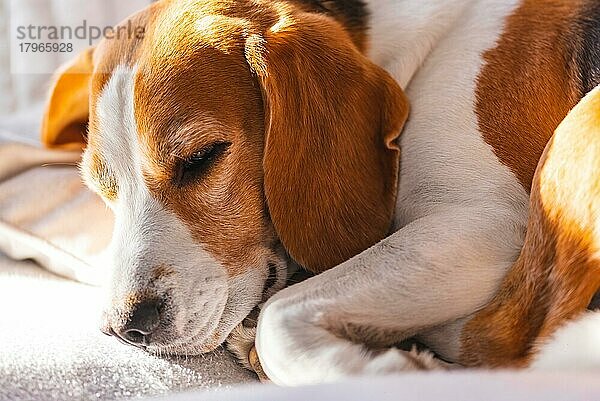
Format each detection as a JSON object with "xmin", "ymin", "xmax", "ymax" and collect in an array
[{"xmin": 41, "ymin": 0, "xmax": 600, "ymax": 385}]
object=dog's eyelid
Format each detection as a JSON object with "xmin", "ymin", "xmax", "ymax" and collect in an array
[{"xmin": 175, "ymin": 141, "xmax": 231, "ymax": 186}]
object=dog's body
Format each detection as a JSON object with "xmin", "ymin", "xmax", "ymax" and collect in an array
[{"xmin": 41, "ymin": 0, "xmax": 600, "ymax": 386}]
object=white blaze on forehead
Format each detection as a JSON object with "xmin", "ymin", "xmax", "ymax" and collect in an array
[
  {"xmin": 94, "ymin": 64, "xmax": 224, "ymax": 300},
  {"xmin": 95, "ymin": 64, "xmax": 144, "ymax": 193}
]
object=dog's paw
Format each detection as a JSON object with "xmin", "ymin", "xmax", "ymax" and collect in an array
[
  {"xmin": 226, "ymin": 323, "xmax": 270, "ymax": 382},
  {"xmin": 362, "ymin": 346, "xmax": 454, "ymax": 375},
  {"xmin": 248, "ymin": 344, "xmax": 269, "ymax": 382}
]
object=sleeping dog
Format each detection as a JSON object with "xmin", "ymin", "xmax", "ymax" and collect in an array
[{"xmin": 42, "ymin": 0, "xmax": 600, "ymax": 384}]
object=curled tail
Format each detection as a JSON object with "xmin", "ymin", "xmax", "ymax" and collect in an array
[{"xmin": 460, "ymin": 85, "xmax": 600, "ymax": 368}]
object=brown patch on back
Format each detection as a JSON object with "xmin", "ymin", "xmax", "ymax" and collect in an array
[
  {"xmin": 460, "ymin": 86, "xmax": 600, "ymax": 367},
  {"xmin": 476, "ymin": 0, "xmax": 582, "ymax": 191},
  {"xmin": 462, "ymin": 0, "xmax": 600, "ymax": 368}
]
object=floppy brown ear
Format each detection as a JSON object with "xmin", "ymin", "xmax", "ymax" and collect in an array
[
  {"xmin": 246, "ymin": 12, "xmax": 409, "ymax": 273},
  {"xmin": 41, "ymin": 47, "xmax": 94, "ymax": 149}
]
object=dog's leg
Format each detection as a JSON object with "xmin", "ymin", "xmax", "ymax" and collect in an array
[{"xmin": 256, "ymin": 207, "xmax": 525, "ymax": 385}]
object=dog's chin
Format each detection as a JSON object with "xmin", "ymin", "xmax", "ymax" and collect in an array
[
  {"xmin": 145, "ymin": 301, "xmax": 257, "ymax": 356},
  {"xmin": 146, "ymin": 340, "xmax": 221, "ymax": 356},
  {"xmin": 145, "ymin": 325, "xmax": 227, "ymax": 356},
  {"xmin": 145, "ymin": 319, "xmax": 250, "ymax": 356}
]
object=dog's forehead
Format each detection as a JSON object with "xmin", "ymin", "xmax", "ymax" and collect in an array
[
  {"xmin": 83, "ymin": 0, "xmax": 270, "ymax": 190},
  {"xmin": 134, "ymin": 48, "xmax": 259, "ymax": 140}
]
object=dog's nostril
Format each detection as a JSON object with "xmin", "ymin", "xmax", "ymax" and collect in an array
[
  {"xmin": 128, "ymin": 301, "xmax": 160, "ymax": 331},
  {"xmin": 127, "ymin": 300, "xmax": 160, "ymax": 332},
  {"xmin": 111, "ymin": 300, "xmax": 161, "ymax": 347},
  {"xmin": 122, "ymin": 329, "xmax": 147, "ymax": 344}
]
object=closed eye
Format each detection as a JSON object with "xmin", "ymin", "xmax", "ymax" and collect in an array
[{"xmin": 176, "ymin": 142, "xmax": 231, "ymax": 186}]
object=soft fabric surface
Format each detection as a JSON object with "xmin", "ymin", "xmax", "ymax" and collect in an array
[
  {"xmin": 0, "ymin": 136, "xmax": 112, "ymax": 285},
  {"xmin": 148, "ymin": 374, "xmax": 600, "ymax": 401}
]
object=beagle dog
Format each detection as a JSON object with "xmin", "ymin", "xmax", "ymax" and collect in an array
[{"xmin": 41, "ymin": 0, "xmax": 600, "ymax": 385}]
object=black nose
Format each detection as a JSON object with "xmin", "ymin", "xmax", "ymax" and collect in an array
[{"xmin": 113, "ymin": 300, "xmax": 161, "ymax": 346}]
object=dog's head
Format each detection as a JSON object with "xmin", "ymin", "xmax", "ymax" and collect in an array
[{"xmin": 41, "ymin": 0, "xmax": 408, "ymax": 354}]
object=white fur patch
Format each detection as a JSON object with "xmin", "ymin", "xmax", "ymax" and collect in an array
[
  {"xmin": 371, "ymin": 0, "xmax": 525, "ymax": 359},
  {"xmin": 532, "ymin": 312, "xmax": 600, "ymax": 371}
]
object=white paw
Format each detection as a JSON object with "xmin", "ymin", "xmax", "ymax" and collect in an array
[{"xmin": 257, "ymin": 296, "xmax": 449, "ymax": 386}]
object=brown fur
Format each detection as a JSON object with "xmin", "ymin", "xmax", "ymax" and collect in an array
[
  {"xmin": 133, "ymin": 4, "xmax": 274, "ymax": 276},
  {"xmin": 41, "ymin": 46, "xmax": 95, "ymax": 150},
  {"xmin": 476, "ymin": 0, "xmax": 581, "ymax": 191},
  {"xmin": 459, "ymin": 0, "xmax": 600, "ymax": 367}
]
